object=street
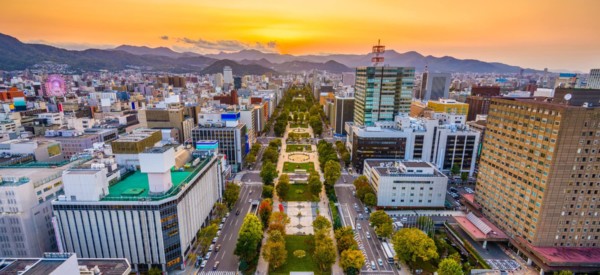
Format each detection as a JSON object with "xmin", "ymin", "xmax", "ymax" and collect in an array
[{"xmin": 334, "ymin": 184, "xmax": 399, "ymax": 274}]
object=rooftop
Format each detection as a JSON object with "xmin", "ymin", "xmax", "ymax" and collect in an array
[
  {"xmin": 454, "ymin": 214, "xmax": 508, "ymax": 241},
  {"xmin": 101, "ymin": 156, "xmax": 211, "ymax": 201}
]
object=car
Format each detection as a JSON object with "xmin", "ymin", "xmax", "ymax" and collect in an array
[
  {"xmin": 358, "ymin": 213, "xmax": 363, "ymax": 220},
  {"xmin": 352, "ymin": 190, "xmax": 356, "ymax": 196},
  {"xmin": 401, "ymin": 217, "xmax": 408, "ymax": 222},
  {"xmin": 236, "ymin": 209, "xmax": 241, "ymax": 215},
  {"xmin": 215, "ymin": 244, "xmax": 221, "ymax": 252},
  {"xmin": 357, "ymin": 223, "xmax": 362, "ymax": 230},
  {"xmin": 378, "ymin": 258, "xmax": 383, "ymax": 266},
  {"xmin": 219, "ymin": 224, "xmax": 223, "ymax": 230},
  {"xmin": 212, "ymin": 237, "xmax": 218, "ymax": 243},
  {"xmin": 364, "ymin": 207, "xmax": 369, "ymax": 213},
  {"xmin": 216, "ymin": 230, "xmax": 221, "ymax": 236},
  {"xmin": 249, "ymin": 190, "xmax": 253, "ymax": 194},
  {"xmin": 204, "ymin": 251, "xmax": 211, "ymax": 259},
  {"xmin": 449, "ymin": 187, "xmax": 458, "ymax": 192},
  {"xmin": 200, "ymin": 260, "xmax": 207, "ymax": 268},
  {"xmin": 225, "ymin": 212, "xmax": 230, "ymax": 218},
  {"xmin": 366, "ymin": 232, "xmax": 371, "ymax": 239},
  {"xmin": 208, "ymin": 244, "xmax": 214, "ymax": 251},
  {"xmin": 213, "ymin": 261, "xmax": 220, "ymax": 270},
  {"xmin": 371, "ymin": 261, "xmax": 376, "ymax": 269},
  {"xmin": 195, "ymin": 259, "xmax": 201, "ymax": 268},
  {"xmin": 248, "ymin": 198, "xmax": 252, "ymax": 203}
]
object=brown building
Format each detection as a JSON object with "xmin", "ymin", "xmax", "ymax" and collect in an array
[
  {"xmin": 465, "ymin": 96, "xmax": 494, "ymax": 121},
  {"xmin": 138, "ymin": 104, "xmax": 194, "ymax": 143},
  {"xmin": 157, "ymin": 76, "xmax": 186, "ymax": 88},
  {"xmin": 553, "ymin": 87, "xmax": 600, "ymax": 107},
  {"xmin": 471, "ymin": 85, "xmax": 501, "ymax": 97},
  {"xmin": 0, "ymin": 87, "xmax": 25, "ymax": 101},
  {"xmin": 474, "ymin": 97, "xmax": 600, "ymax": 272},
  {"xmin": 213, "ymin": 89, "xmax": 238, "ymax": 105}
]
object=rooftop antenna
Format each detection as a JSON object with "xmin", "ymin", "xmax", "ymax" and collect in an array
[
  {"xmin": 372, "ymin": 39, "xmax": 385, "ymax": 66},
  {"xmin": 564, "ymin": 93, "xmax": 572, "ymax": 105}
]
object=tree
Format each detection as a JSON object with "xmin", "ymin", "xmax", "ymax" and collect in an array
[
  {"xmin": 258, "ymin": 199, "xmax": 273, "ymax": 228},
  {"xmin": 451, "ymin": 164, "xmax": 461, "ymax": 176},
  {"xmin": 554, "ymin": 271, "xmax": 574, "ymax": 275},
  {"xmin": 335, "ymin": 226, "xmax": 358, "ymax": 253},
  {"xmin": 323, "ymin": 160, "xmax": 341, "ymax": 186},
  {"xmin": 364, "ymin": 192, "xmax": 377, "ymax": 207},
  {"xmin": 251, "ymin": 143, "xmax": 261, "ymax": 154},
  {"xmin": 262, "ymin": 230, "xmax": 287, "ymax": 269},
  {"xmin": 370, "ymin": 210, "xmax": 393, "ymax": 238},
  {"xmin": 341, "ymin": 151, "xmax": 351, "ymax": 166},
  {"xmin": 340, "ymin": 249, "xmax": 365, "ymax": 275},
  {"xmin": 309, "ymin": 115, "xmax": 323, "ymax": 135},
  {"xmin": 392, "ymin": 228, "xmax": 438, "ymax": 265},
  {"xmin": 269, "ymin": 138, "xmax": 282, "ymax": 148},
  {"xmin": 438, "ymin": 258, "xmax": 464, "ymax": 275},
  {"xmin": 148, "ymin": 267, "xmax": 163, "ymax": 275},
  {"xmin": 276, "ymin": 174, "xmax": 290, "ymax": 200},
  {"xmin": 234, "ymin": 214, "xmax": 263, "ymax": 263},
  {"xmin": 312, "ymin": 215, "xmax": 332, "ymax": 231},
  {"xmin": 461, "ymin": 172, "xmax": 469, "ymax": 183},
  {"xmin": 308, "ymin": 173, "xmax": 323, "ymax": 196},
  {"xmin": 314, "ymin": 230, "xmax": 336, "ymax": 271},
  {"xmin": 223, "ymin": 182, "xmax": 240, "ymax": 208},
  {"xmin": 214, "ymin": 202, "xmax": 228, "ymax": 220},
  {"xmin": 262, "ymin": 146, "xmax": 279, "ymax": 164},
  {"xmin": 260, "ymin": 161, "xmax": 278, "ymax": 185},
  {"xmin": 262, "ymin": 185, "xmax": 273, "ymax": 198},
  {"xmin": 268, "ymin": 211, "xmax": 290, "ymax": 235},
  {"xmin": 245, "ymin": 153, "xmax": 256, "ymax": 166},
  {"xmin": 197, "ymin": 223, "xmax": 218, "ymax": 254}
]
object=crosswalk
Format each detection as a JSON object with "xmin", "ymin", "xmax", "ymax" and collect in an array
[{"xmin": 354, "ymin": 232, "xmax": 371, "ymax": 270}]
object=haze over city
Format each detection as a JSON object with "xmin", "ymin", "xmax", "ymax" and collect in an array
[{"xmin": 2, "ymin": 0, "xmax": 600, "ymax": 71}]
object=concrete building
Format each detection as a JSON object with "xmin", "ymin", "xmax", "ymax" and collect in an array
[
  {"xmin": 110, "ymin": 128, "xmax": 162, "ymax": 167},
  {"xmin": 474, "ymin": 97, "xmax": 600, "ymax": 273},
  {"xmin": 332, "ymin": 96, "xmax": 354, "ymax": 135},
  {"xmin": 342, "ymin": 72, "xmax": 356, "ymax": 86},
  {"xmin": 52, "ymin": 146, "xmax": 223, "ymax": 273},
  {"xmin": 45, "ymin": 130, "xmax": 102, "ymax": 160},
  {"xmin": 0, "ymin": 252, "xmax": 131, "ymax": 274},
  {"xmin": 419, "ymin": 72, "xmax": 451, "ymax": 101},
  {"xmin": 0, "ymin": 139, "xmax": 64, "ymax": 162},
  {"xmin": 192, "ymin": 112, "xmax": 247, "ymax": 172},
  {"xmin": 427, "ymin": 99, "xmax": 469, "ymax": 115},
  {"xmin": 240, "ymin": 105, "xmax": 257, "ymax": 145},
  {"xmin": 138, "ymin": 104, "xmax": 194, "ymax": 143},
  {"xmin": 363, "ymin": 159, "xmax": 447, "ymax": 208},
  {"xmin": 353, "ymin": 66, "xmax": 415, "ymax": 126},
  {"xmin": 223, "ymin": 66, "xmax": 233, "ymax": 85},
  {"xmin": 588, "ymin": 69, "xmax": 600, "ymax": 89},
  {"xmin": 346, "ymin": 113, "xmax": 479, "ymax": 175}
]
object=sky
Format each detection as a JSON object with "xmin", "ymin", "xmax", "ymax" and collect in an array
[{"xmin": 1, "ymin": 0, "xmax": 599, "ymax": 71}]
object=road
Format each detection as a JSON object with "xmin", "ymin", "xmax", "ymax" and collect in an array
[
  {"xmin": 334, "ymin": 184, "xmax": 398, "ymax": 274},
  {"xmin": 186, "ymin": 183, "xmax": 263, "ymax": 274}
]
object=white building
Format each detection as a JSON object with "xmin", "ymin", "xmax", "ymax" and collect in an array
[
  {"xmin": 223, "ymin": 66, "xmax": 233, "ymax": 85},
  {"xmin": 588, "ymin": 69, "xmax": 600, "ymax": 89},
  {"xmin": 0, "ymin": 252, "xmax": 131, "ymax": 274},
  {"xmin": 52, "ymin": 146, "xmax": 223, "ymax": 273},
  {"xmin": 362, "ymin": 159, "xmax": 448, "ymax": 208}
]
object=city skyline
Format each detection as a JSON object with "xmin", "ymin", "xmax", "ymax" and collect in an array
[{"xmin": 2, "ymin": 0, "xmax": 599, "ymax": 72}]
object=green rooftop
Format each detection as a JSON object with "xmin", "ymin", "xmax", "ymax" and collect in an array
[{"xmin": 101, "ymin": 157, "xmax": 211, "ymax": 201}]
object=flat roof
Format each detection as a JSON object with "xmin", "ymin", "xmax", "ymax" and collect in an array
[
  {"xmin": 455, "ymin": 215, "xmax": 508, "ymax": 241},
  {"xmin": 513, "ymin": 236, "xmax": 600, "ymax": 268},
  {"xmin": 101, "ymin": 157, "xmax": 210, "ymax": 201},
  {"xmin": 20, "ymin": 260, "xmax": 63, "ymax": 274},
  {"xmin": 77, "ymin": 259, "xmax": 130, "ymax": 275},
  {"xmin": 403, "ymin": 162, "xmax": 433, "ymax": 168},
  {"xmin": 0, "ymin": 260, "xmax": 38, "ymax": 275}
]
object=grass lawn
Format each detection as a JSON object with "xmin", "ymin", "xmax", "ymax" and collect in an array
[
  {"xmin": 269, "ymin": 235, "xmax": 330, "ymax": 275},
  {"xmin": 283, "ymin": 162, "xmax": 315, "ymax": 173},
  {"xmin": 286, "ymin": 144, "xmax": 312, "ymax": 152},
  {"xmin": 286, "ymin": 184, "xmax": 317, "ymax": 201},
  {"xmin": 290, "ymin": 122, "xmax": 309, "ymax": 128},
  {"xmin": 288, "ymin": 132, "xmax": 311, "ymax": 139}
]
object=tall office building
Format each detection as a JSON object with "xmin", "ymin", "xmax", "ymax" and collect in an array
[
  {"xmin": 587, "ymin": 69, "xmax": 600, "ymax": 89},
  {"xmin": 353, "ymin": 66, "xmax": 415, "ymax": 126},
  {"xmin": 419, "ymin": 72, "xmax": 451, "ymax": 101},
  {"xmin": 53, "ymin": 147, "xmax": 223, "ymax": 273},
  {"xmin": 223, "ymin": 66, "xmax": 233, "ymax": 85},
  {"xmin": 332, "ymin": 96, "xmax": 355, "ymax": 135},
  {"xmin": 474, "ymin": 97, "xmax": 600, "ymax": 272}
]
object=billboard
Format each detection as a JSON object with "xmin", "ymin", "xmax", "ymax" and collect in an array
[{"xmin": 45, "ymin": 75, "xmax": 66, "ymax": 97}]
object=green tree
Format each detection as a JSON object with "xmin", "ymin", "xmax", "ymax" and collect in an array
[
  {"xmin": 335, "ymin": 226, "xmax": 358, "ymax": 253},
  {"xmin": 268, "ymin": 211, "xmax": 290, "ymax": 235},
  {"xmin": 258, "ymin": 199, "xmax": 273, "ymax": 228},
  {"xmin": 438, "ymin": 258, "xmax": 464, "ymax": 275},
  {"xmin": 340, "ymin": 249, "xmax": 365, "ymax": 275},
  {"xmin": 262, "ymin": 146, "xmax": 279, "ymax": 164},
  {"xmin": 314, "ymin": 229, "xmax": 336, "ymax": 271},
  {"xmin": 324, "ymin": 160, "xmax": 341, "ymax": 186},
  {"xmin": 214, "ymin": 202, "xmax": 228, "ymax": 220},
  {"xmin": 234, "ymin": 214, "xmax": 263, "ymax": 263},
  {"xmin": 341, "ymin": 151, "xmax": 351, "ymax": 166},
  {"xmin": 148, "ymin": 267, "xmax": 162, "ymax": 275},
  {"xmin": 223, "ymin": 182, "xmax": 240, "ymax": 208},
  {"xmin": 308, "ymin": 172, "xmax": 323, "ymax": 196},
  {"xmin": 197, "ymin": 223, "xmax": 218, "ymax": 254},
  {"xmin": 309, "ymin": 115, "xmax": 323, "ymax": 135},
  {"xmin": 554, "ymin": 271, "xmax": 574, "ymax": 275},
  {"xmin": 262, "ymin": 230, "xmax": 287, "ymax": 269},
  {"xmin": 262, "ymin": 185, "xmax": 273, "ymax": 198},
  {"xmin": 451, "ymin": 164, "xmax": 461, "ymax": 176},
  {"xmin": 313, "ymin": 215, "xmax": 332, "ymax": 231},
  {"xmin": 392, "ymin": 228, "xmax": 439, "ymax": 265},
  {"xmin": 251, "ymin": 143, "xmax": 261, "ymax": 154},
  {"xmin": 364, "ymin": 192, "xmax": 377, "ymax": 207},
  {"xmin": 260, "ymin": 161, "xmax": 278, "ymax": 185},
  {"xmin": 269, "ymin": 138, "xmax": 282, "ymax": 148},
  {"xmin": 245, "ymin": 153, "xmax": 256, "ymax": 166},
  {"xmin": 370, "ymin": 210, "xmax": 393, "ymax": 238},
  {"xmin": 276, "ymin": 174, "xmax": 290, "ymax": 200},
  {"xmin": 461, "ymin": 172, "xmax": 469, "ymax": 183}
]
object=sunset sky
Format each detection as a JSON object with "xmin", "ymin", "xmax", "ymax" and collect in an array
[{"xmin": 2, "ymin": 0, "xmax": 599, "ymax": 71}]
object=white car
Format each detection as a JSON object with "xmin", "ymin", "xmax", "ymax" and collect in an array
[
  {"xmin": 204, "ymin": 252, "xmax": 211, "ymax": 259},
  {"xmin": 208, "ymin": 244, "xmax": 214, "ymax": 251},
  {"xmin": 218, "ymin": 224, "xmax": 223, "ymax": 230},
  {"xmin": 212, "ymin": 237, "xmax": 218, "ymax": 243},
  {"xmin": 378, "ymin": 258, "xmax": 383, "ymax": 266},
  {"xmin": 249, "ymin": 199, "xmax": 253, "ymax": 203},
  {"xmin": 357, "ymin": 223, "xmax": 362, "ymax": 230},
  {"xmin": 200, "ymin": 260, "xmax": 207, "ymax": 268},
  {"xmin": 366, "ymin": 232, "xmax": 371, "ymax": 239},
  {"xmin": 216, "ymin": 230, "xmax": 221, "ymax": 236}
]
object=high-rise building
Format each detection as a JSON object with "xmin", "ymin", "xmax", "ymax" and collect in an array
[
  {"xmin": 419, "ymin": 72, "xmax": 451, "ymax": 101},
  {"xmin": 588, "ymin": 69, "xmax": 600, "ymax": 89},
  {"xmin": 353, "ymin": 66, "xmax": 415, "ymax": 126},
  {"xmin": 342, "ymin": 72, "xmax": 356, "ymax": 86},
  {"xmin": 192, "ymin": 112, "xmax": 247, "ymax": 172},
  {"xmin": 332, "ymin": 96, "xmax": 355, "ymax": 135},
  {"xmin": 426, "ymin": 99, "xmax": 469, "ymax": 115},
  {"xmin": 53, "ymin": 147, "xmax": 223, "ymax": 273},
  {"xmin": 223, "ymin": 66, "xmax": 233, "ymax": 85},
  {"xmin": 474, "ymin": 97, "xmax": 600, "ymax": 272}
]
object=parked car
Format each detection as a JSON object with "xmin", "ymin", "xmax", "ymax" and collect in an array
[
  {"xmin": 221, "ymin": 217, "xmax": 226, "ymax": 224},
  {"xmin": 212, "ymin": 237, "xmax": 218, "ymax": 243},
  {"xmin": 357, "ymin": 223, "xmax": 362, "ymax": 230},
  {"xmin": 225, "ymin": 212, "xmax": 230, "ymax": 218},
  {"xmin": 204, "ymin": 252, "xmax": 211, "ymax": 260},
  {"xmin": 216, "ymin": 230, "xmax": 221, "ymax": 236},
  {"xmin": 213, "ymin": 261, "xmax": 220, "ymax": 270},
  {"xmin": 200, "ymin": 260, "xmax": 207, "ymax": 268},
  {"xmin": 208, "ymin": 244, "xmax": 214, "ymax": 251},
  {"xmin": 219, "ymin": 224, "xmax": 223, "ymax": 230},
  {"xmin": 366, "ymin": 232, "xmax": 371, "ymax": 239},
  {"xmin": 215, "ymin": 244, "xmax": 221, "ymax": 252},
  {"xmin": 371, "ymin": 261, "xmax": 376, "ymax": 269},
  {"xmin": 378, "ymin": 258, "xmax": 383, "ymax": 266}
]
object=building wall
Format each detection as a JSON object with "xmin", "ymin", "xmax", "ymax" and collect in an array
[
  {"xmin": 191, "ymin": 126, "xmax": 247, "ymax": 172},
  {"xmin": 475, "ymin": 98, "xmax": 600, "ymax": 247},
  {"xmin": 466, "ymin": 96, "xmax": 492, "ymax": 121},
  {"xmin": 427, "ymin": 101, "xmax": 469, "ymax": 115},
  {"xmin": 334, "ymin": 97, "xmax": 354, "ymax": 135},
  {"xmin": 432, "ymin": 129, "xmax": 479, "ymax": 176}
]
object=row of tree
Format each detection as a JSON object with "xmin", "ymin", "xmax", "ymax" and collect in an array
[
  {"xmin": 262, "ymin": 210, "xmax": 291, "ymax": 269},
  {"xmin": 245, "ymin": 143, "xmax": 262, "ymax": 167},
  {"xmin": 334, "ymin": 226, "xmax": 365, "ymax": 274},
  {"xmin": 312, "ymin": 216, "xmax": 336, "ymax": 272},
  {"xmin": 260, "ymin": 139, "xmax": 282, "ymax": 186},
  {"xmin": 334, "ymin": 140, "xmax": 351, "ymax": 167},
  {"xmin": 353, "ymin": 175, "xmax": 377, "ymax": 207}
]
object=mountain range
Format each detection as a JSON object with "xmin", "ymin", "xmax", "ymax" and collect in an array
[{"xmin": 0, "ymin": 32, "xmax": 540, "ymax": 74}]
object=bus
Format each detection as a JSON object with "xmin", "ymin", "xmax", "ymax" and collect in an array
[{"xmin": 381, "ymin": 242, "xmax": 396, "ymax": 264}]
